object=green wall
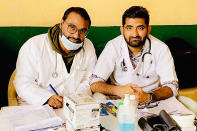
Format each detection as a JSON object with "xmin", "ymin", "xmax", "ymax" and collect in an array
[{"xmin": 1, "ymin": 25, "xmax": 197, "ymax": 56}]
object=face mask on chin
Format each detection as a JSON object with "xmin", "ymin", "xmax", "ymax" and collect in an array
[{"xmin": 60, "ymin": 34, "xmax": 83, "ymax": 51}]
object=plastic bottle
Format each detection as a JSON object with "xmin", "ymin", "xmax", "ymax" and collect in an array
[{"xmin": 118, "ymin": 94, "xmax": 137, "ymax": 131}]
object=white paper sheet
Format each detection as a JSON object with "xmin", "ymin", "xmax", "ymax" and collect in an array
[
  {"xmin": 0, "ymin": 105, "xmax": 63, "ymax": 131},
  {"xmin": 138, "ymin": 97, "xmax": 194, "ymax": 117}
]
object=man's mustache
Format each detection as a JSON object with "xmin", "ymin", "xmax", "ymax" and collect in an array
[
  {"xmin": 130, "ymin": 36, "xmax": 141, "ymax": 39},
  {"xmin": 68, "ymin": 37, "xmax": 82, "ymax": 43}
]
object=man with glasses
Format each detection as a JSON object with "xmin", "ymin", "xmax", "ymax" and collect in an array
[
  {"xmin": 14, "ymin": 7, "xmax": 97, "ymax": 108},
  {"xmin": 90, "ymin": 6, "xmax": 178, "ymax": 104}
]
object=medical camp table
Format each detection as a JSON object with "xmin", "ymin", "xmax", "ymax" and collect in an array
[{"xmin": 0, "ymin": 97, "xmax": 196, "ymax": 131}]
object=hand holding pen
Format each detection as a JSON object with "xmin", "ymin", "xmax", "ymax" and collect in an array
[{"xmin": 47, "ymin": 84, "xmax": 63, "ymax": 109}]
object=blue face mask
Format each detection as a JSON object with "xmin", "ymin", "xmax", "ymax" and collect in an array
[{"xmin": 60, "ymin": 35, "xmax": 83, "ymax": 50}]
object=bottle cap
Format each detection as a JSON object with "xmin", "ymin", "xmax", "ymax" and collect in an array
[
  {"xmin": 130, "ymin": 95, "xmax": 136, "ymax": 100},
  {"xmin": 124, "ymin": 94, "xmax": 131, "ymax": 105}
]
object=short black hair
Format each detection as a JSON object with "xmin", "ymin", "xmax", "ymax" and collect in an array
[
  {"xmin": 62, "ymin": 7, "xmax": 91, "ymax": 28},
  {"xmin": 122, "ymin": 6, "xmax": 149, "ymax": 26}
]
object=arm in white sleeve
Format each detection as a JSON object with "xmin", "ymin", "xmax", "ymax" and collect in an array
[
  {"xmin": 76, "ymin": 40, "xmax": 97, "ymax": 96},
  {"xmin": 156, "ymin": 45, "xmax": 178, "ymax": 96},
  {"xmin": 14, "ymin": 39, "xmax": 53, "ymax": 105},
  {"xmin": 90, "ymin": 41, "xmax": 117, "ymax": 85}
]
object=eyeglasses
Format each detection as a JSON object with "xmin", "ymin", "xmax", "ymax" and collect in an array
[
  {"xmin": 138, "ymin": 102, "xmax": 159, "ymax": 109},
  {"xmin": 67, "ymin": 24, "xmax": 88, "ymax": 38}
]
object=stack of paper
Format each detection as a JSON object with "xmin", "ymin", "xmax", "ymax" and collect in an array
[{"xmin": 0, "ymin": 105, "xmax": 64, "ymax": 131}]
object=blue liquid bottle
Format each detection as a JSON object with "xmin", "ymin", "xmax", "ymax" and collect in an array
[{"xmin": 118, "ymin": 94, "xmax": 137, "ymax": 131}]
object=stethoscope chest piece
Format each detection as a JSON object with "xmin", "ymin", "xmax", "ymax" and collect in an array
[
  {"xmin": 123, "ymin": 66, "xmax": 128, "ymax": 72},
  {"xmin": 52, "ymin": 72, "xmax": 58, "ymax": 78},
  {"xmin": 121, "ymin": 59, "xmax": 128, "ymax": 72}
]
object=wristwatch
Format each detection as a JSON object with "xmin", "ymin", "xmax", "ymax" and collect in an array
[{"xmin": 150, "ymin": 93, "xmax": 156, "ymax": 103}]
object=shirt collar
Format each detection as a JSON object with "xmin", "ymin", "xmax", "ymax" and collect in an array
[{"xmin": 128, "ymin": 45, "xmax": 145, "ymax": 59}]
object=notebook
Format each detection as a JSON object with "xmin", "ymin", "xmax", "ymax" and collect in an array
[{"xmin": 0, "ymin": 105, "xmax": 64, "ymax": 131}]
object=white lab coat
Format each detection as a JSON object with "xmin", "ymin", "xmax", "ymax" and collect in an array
[
  {"xmin": 14, "ymin": 33, "xmax": 97, "ymax": 105},
  {"xmin": 92, "ymin": 35, "xmax": 178, "ymax": 95}
]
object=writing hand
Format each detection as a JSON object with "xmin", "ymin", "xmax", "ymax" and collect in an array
[{"xmin": 48, "ymin": 95, "xmax": 63, "ymax": 109}]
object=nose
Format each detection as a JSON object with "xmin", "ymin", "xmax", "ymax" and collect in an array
[
  {"xmin": 72, "ymin": 30, "xmax": 80, "ymax": 39},
  {"xmin": 132, "ymin": 28, "xmax": 139, "ymax": 37}
]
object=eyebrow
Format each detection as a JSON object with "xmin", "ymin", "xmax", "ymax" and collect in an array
[
  {"xmin": 137, "ymin": 25, "xmax": 145, "ymax": 28},
  {"xmin": 125, "ymin": 25, "xmax": 133, "ymax": 27},
  {"xmin": 125, "ymin": 24, "xmax": 145, "ymax": 27},
  {"xmin": 67, "ymin": 23, "xmax": 76, "ymax": 26}
]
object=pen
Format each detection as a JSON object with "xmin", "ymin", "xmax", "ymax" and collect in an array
[{"xmin": 49, "ymin": 84, "xmax": 59, "ymax": 95}]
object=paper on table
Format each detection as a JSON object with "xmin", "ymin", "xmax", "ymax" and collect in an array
[
  {"xmin": 0, "ymin": 105, "xmax": 63, "ymax": 131},
  {"xmin": 138, "ymin": 97, "xmax": 194, "ymax": 117}
]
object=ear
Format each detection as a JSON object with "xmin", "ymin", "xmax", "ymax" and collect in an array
[
  {"xmin": 61, "ymin": 19, "xmax": 64, "ymax": 24},
  {"xmin": 60, "ymin": 19, "xmax": 64, "ymax": 29},
  {"xmin": 120, "ymin": 26, "xmax": 124, "ymax": 35},
  {"xmin": 147, "ymin": 26, "xmax": 151, "ymax": 35}
]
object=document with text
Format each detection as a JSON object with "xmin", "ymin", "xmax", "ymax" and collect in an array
[{"xmin": 0, "ymin": 105, "xmax": 64, "ymax": 131}]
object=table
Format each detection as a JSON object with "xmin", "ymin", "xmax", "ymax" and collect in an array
[
  {"xmin": 0, "ymin": 97, "xmax": 196, "ymax": 131},
  {"xmin": 99, "ymin": 97, "xmax": 196, "ymax": 131}
]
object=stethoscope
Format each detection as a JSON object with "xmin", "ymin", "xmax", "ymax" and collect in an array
[
  {"xmin": 52, "ymin": 53, "xmax": 58, "ymax": 78},
  {"xmin": 121, "ymin": 59, "xmax": 128, "ymax": 72},
  {"xmin": 121, "ymin": 37, "xmax": 152, "ymax": 78},
  {"xmin": 52, "ymin": 47, "xmax": 85, "ymax": 78}
]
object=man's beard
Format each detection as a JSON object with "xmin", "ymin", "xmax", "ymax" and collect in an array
[{"xmin": 125, "ymin": 35, "xmax": 147, "ymax": 48}]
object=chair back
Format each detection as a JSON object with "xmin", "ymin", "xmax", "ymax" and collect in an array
[{"xmin": 8, "ymin": 70, "xmax": 18, "ymax": 106}]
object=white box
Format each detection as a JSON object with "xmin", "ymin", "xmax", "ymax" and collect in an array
[{"xmin": 63, "ymin": 94, "xmax": 100, "ymax": 129}]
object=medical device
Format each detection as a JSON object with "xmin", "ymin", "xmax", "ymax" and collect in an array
[
  {"xmin": 121, "ymin": 37, "xmax": 152, "ymax": 78},
  {"xmin": 121, "ymin": 59, "xmax": 128, "ymax": 72},
  {"xmin": 142, "ymin": 37, "xmax": 152, "ymax": 62},
  {"xmin": 52, "ymin": 48, "xmax": 85, "ymax": 78},
  {"xmin": 52, "ymin": 53, "xmax": 58, "ymax": 78}
]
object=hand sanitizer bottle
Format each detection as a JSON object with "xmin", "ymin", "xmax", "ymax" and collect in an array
[{"xmin": 118, "ymin": 94, "xmax": 137, "ymax": 131}]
